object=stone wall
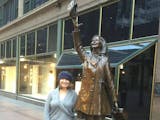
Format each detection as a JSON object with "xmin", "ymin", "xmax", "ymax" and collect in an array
[{"xmin": 151, "ymin": 18, "xmax": 160, "ymax": 120}]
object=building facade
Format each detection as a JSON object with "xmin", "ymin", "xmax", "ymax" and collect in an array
[{"xmin": 0, "ymin": 0, "xmax": 159, "ymax": 120}]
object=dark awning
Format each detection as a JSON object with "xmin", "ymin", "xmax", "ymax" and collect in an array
[{"xmin": 56, "ymin": 40, "xmax": 157, "ymax": 69}]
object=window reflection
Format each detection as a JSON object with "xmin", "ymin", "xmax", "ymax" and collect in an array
[
  {"xmin": 0, "ymin": 0, "xmax": 18, "ymax": 27},
  {"xmin": 24, "ymin": 0, "xmax": 49, "ymax": 14},
  {"xmin": 48, "ymin": 24, "xmax": 57, "ymax": 52},
  {"xmin": 64, "ymin": 9, "xmax": 99, "ymax": 49},
  {"xmin": 57, "ymin": 41, "xmax": 154, "ymax": 68},
  {"xmin": 79, "ymin": 9, "xmax": 99, "ymax": 46},
  {"xmin": 13, "ymin": 38, "xmax": 17, "ymax": 57},
  {"xmin": 57, "ymin": 52, "xmax": 82, "ymax": 68},
  {"xmin": 27, "ymin": 32, "xmax": 35, "ymax": 55},
  {"xmin": 37, "ymin": 27, "xmax": 47, "ymax": 54},
  {"xmin": 20, "ymin": 35, "xmax": 25, "ymax": 56},
  {"xmin": 102, "ymin": 0, "xmax": 131, "ymax": 42},
  {"xmin": 109, "ymin": 42, "xmax": 150, "ymax": 50},
  {"xmin": 6, "ymin": 40, "xmax": 11, "ymax": 58},
  {"xmin": 133, "ymin": 0, "xmax": 159, "ymax": 38},
  {"xmin": 108, "ymin": 42, "xmax": 153, "ymax": 64},
  {"xmin": 0, "ymin": 42, "xmax": 5, "ymax": 59},
  {"xmin": 64, "ymin": 19, "xmax": 74, "ymax": 49}
]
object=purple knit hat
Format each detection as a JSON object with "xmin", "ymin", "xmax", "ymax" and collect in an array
[{"xmin": 58, "ymin": 71, "xmax": 73, "ymax": 82}]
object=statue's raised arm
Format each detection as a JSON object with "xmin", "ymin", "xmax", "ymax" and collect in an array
[{"xmin": 68, "ymin": 0, "xmax": 85, "ymax": 62}]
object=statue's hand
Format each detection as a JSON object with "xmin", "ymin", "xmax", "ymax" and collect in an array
[
  {"xmin": 112, "ymin": 102, "xmax": 119, "ymax": 113},
  {"xmin": 68, "ymin": 0, "xmax": 79, "ymax": 29},
  {"xmin": 68, "ymin": 0, "xmax": 78, "ymax": 20},
  {"xmin": 114, "ymin": 102, "xmax": 118, "ymax": 109}
]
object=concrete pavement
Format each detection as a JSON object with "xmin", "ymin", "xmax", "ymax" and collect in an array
[{"xmin": 0, "ymin": 95, "xmax": 44, "ymax": 120}]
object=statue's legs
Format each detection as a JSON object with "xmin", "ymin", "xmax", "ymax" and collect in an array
[{"xmin": 77, "ymin": 111, "xmax": 105, "ymax": 120}]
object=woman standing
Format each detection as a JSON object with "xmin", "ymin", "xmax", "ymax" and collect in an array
[{"xmin": 44, "ymin": 71, "xmax": 77, "ymax": 120}]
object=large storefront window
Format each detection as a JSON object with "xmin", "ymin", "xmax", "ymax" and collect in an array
[
  {"xmin": 102, "ymin": 0, "xmax": 131, "ymax": 42},
  {"xmin": 64, "ymin": 9, "xmax": 99, "ymax": 49},
  {"xmin": 0, "ymin": 60, "xmax": 16, "ymax": 93},
  {"xmin": 133, "ymin": 0, "xmax": 159, "ymax": 38},
  {"xmin": 19, "ymin": 55, "xmax": 57, "ymax": 99}
]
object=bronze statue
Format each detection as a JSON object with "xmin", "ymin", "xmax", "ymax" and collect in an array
[{"xmin": 68, "ymin": 1, "xmax": 124, "ymax": 120}]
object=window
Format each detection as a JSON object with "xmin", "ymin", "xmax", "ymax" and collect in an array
[
  {"xmin": 64, "ymin": 9, "xmax": 99, "ymax": 49},
  {"xmin": 102, "ymin": 0, "xmax": 131, "ymax": 42},
  {"xmin": 34, "ymin": 0, "xmax": 48, "ymax": 7},
  {"xmin": 19, "ymin": 55, "xmax": 57, "ymax": 99},
  {"xmin": 24, "ymin": 0, "xmax": 49, "ymax": 14},
  {"xmin": 133, "ymin": 0, "xmax": 159, "ymax": 38},
  {"xmin": 20, "ymin": 35, "xmax": 26, "ymax": 56},
  {"xmin": 27, "ymin": 32, "xmax": 35, "ymax": 55},
  {"xmin": 0, "ymin": 42, "xmax": 5, "ymax": 58},
  {"xmin": 37, "ymin": 27, "xmax": 47, "ymax": 54},
  {"xmin": 24, "ymin": 0, "xmax": 30, "ymax": 13},
  {"xmin": 2, "ymin": 0, "xmax": 18, "ymax": 26},
  {"xmin": 0, "ymin": 60, "xmax": 16, "ymax": 93},
  {"xmin": 0, "ymin": 7, "xmax": 3, "ymax": 27},
  {"xmin": 57, "ymin": 41, "xmax": 156, "ymax": 68},
  {"xmin": 6, "ymin": 40, "xmax": 11, "ymax": 58},
  {"xmin": 48, "ymin": 24, "xmax": 57, "ymax": 52},
  {"xmin": 64, "ymin": 19, "xmax": 74, "ymax": 49},
  {"xmin": 79, "ymin": 9, "xmax": 99, "ymax": 47},
  {"xmin": 12, "ymin": 38, "xmax": 17, "ymax": 57}
]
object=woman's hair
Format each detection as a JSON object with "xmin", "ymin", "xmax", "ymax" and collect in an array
[{"xmin": 90, "ymin": 35, "xmax": 108, "ymax": 56}]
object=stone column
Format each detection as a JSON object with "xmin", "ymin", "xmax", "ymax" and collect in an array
[
  {"xmin": 151, "ymin": 18, "xmax": 160, "ymax": 120},
  {"xmin": 18, "ymin": 0, "xmax": 24, "ymax": 17}
]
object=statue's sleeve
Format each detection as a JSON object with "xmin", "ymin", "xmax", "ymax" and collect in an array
[
  {"xmin": 104, "ymin": 58, "xmax": 117, "ymax": 103},
  {"xmin": 72, "ymin": 29, "xmax": 86, "ymax": 62}
]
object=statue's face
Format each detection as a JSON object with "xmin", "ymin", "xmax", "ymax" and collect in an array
[{"xmin": 91, "ymin": 36, "xmax": 101, "ymax": 49}]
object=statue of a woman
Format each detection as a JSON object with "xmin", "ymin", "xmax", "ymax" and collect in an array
[{"xmin": 69, "ymin": 1, "xmax": 119, "ymax": 120}]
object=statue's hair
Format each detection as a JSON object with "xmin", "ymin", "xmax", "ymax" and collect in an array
[{"xmin": 90, "ymin": 35, "xmax": 108, "ymax": 56}]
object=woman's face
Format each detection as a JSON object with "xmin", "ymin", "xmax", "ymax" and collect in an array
[
  {"xmin": 91, "ymin": 36, "xmax": 101, "ymax": 49},
  {"xmin": 59, "ymin": 78, "xmax": 70, "ymax": 89}
]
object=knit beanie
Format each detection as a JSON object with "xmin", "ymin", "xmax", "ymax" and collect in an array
[{"xmin": 58, "ymin": 71, "xmax": 73, "ymax": 82}]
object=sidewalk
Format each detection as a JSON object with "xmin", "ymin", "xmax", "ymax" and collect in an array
[{"xmin": 0, "ymin": 95, "xmax": 44, "ymax": 120}]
